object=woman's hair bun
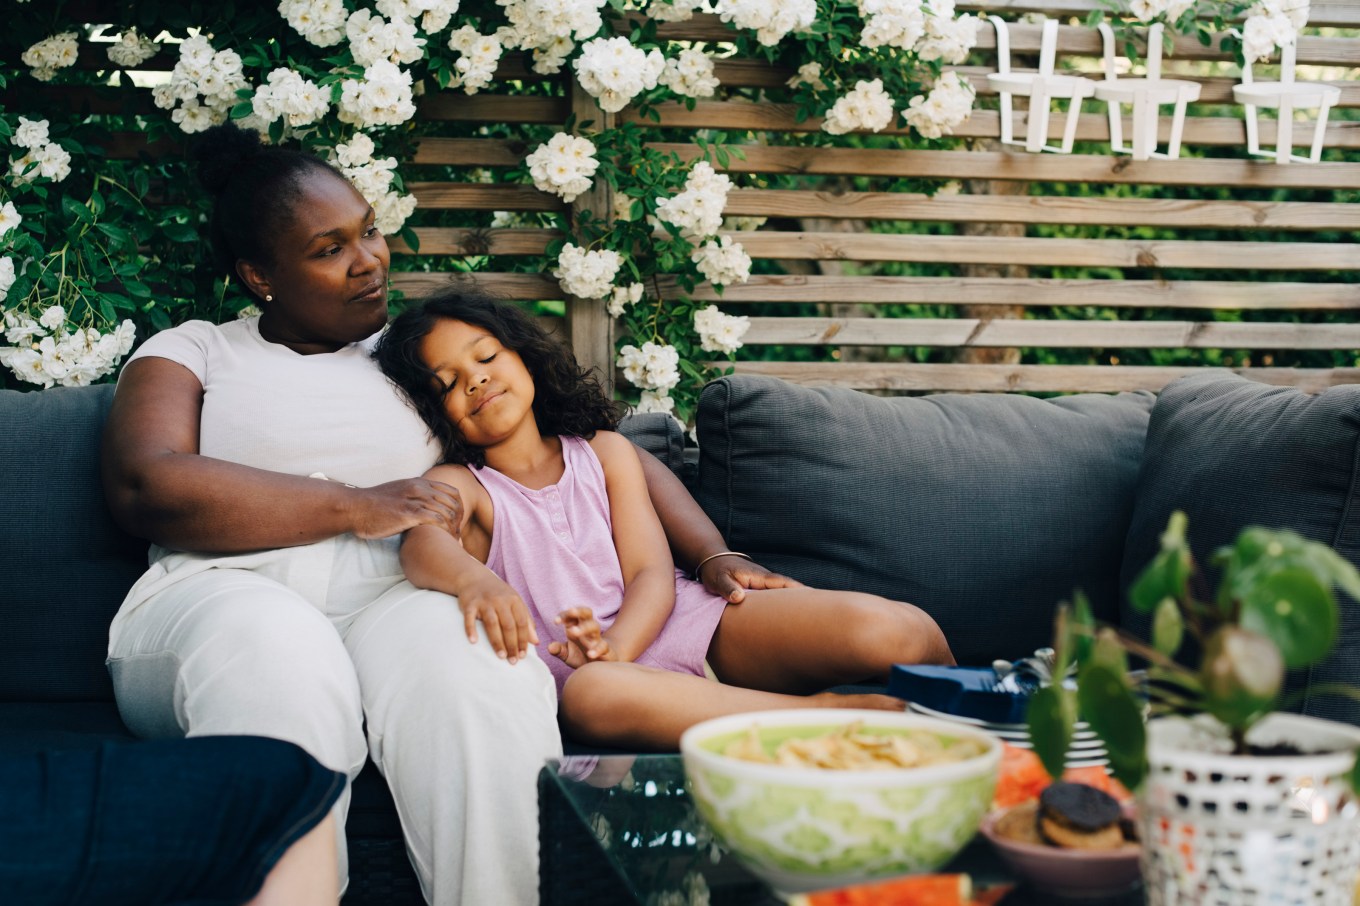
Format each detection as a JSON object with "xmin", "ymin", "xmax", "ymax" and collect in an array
[{"xmin": 193, "ymin": 123, "xmax": 265, "ymax": 196}]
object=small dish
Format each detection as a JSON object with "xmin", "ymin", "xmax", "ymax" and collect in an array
[{"xmin": 979, "ymin": 802, "xmax": 1142, "ymax": 898}]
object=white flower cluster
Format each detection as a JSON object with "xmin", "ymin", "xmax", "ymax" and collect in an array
[
  {"xmin": 648, "ymin": 0, "xmax": 711, "ymax": 23},
  {"xmin": 496, "ymin": 0, "xmax": 606, "ymax": 75},
  {"xmin": 107, "ymin": 27, "xmax": 159, "ymax": 68},
  {"xmin": 329, "ymin": 134, "xmax": 419, "ymax": 234},
  {"xmin": 917, "ymin": 0, "xmax": 979, "ymax": 63},
  {"xmin": 656, "ymin": 161, "xmax": 732, "ymax": 242},
  {"xmin": 0, "ymin": 258, "xmax": 14, "ymax": 303},
  {"xmin": 338, "ymin": 59, "xmax": 418, "ymax": 129},
  {"xmin": 347, "ymin": 10, "xmax": 426, "ymax": 67},
  {"xmin": 447, "ymin": 26, "xmax": 505, "ymax": 94},
  {"xmin": 617, "ymin": 340, "xmax": 681, "ymax": 391},
  {"xmin": 693, "ymin": 304, "xmax": 750, "ymax": 354},
  {"xmin": 1241, "ymin": 0, "xmax": 1309, "ymax": 63},
  {"xmin": 659, "ymin": 48, "xmax": 721, "ymax": 98},
  {"xmin": 526, "ymin": 133, "xmax": 599, "ymax": 203},
  {"xmin": 252, "ymin": 68, "xmax": 331, "ymax": 129},
  {"xmin": 377, "ymin": 0, "xmax": 462, "ymax": 34},
  {"xmin": 858, "ymin": 0, "xmax": 926, "ymax": 50},
  {"xmin": 633, "ymin": 389, "xmax": 676, "ymax": 415},
  {"xmin": 554, "ymin": 243, "xmax": 623, "ymax": 299},
  {"xmin": 822, "ymin": 78, "xmax": 896, "ymax": 134},
  {"xmin": 787, "ymin": 62, "xmax": 826, "ymax": 90},
  {"xmin": 152, "ymin": 35, "xmax": 249, "ymax": 135},
  {"xmin": 692, "ymin": 235, "xmax": 752, "ymax": 286},
  {"xmin": 715, "ymin": 0, "xmax": 817, "ymax": 45},
  {"xmin": 904, "ymin": 70, "xmax": 974, "ymax": 139},
  {"xmin": 606, "ymin": 282, "xmax": 644, "ymax": 318},
  {"xmin": 21, "ymin": 31, "xmax": 80, "ymax": 82},
  {"xmin": 1128, "ymin": 0, "xmax": 1197, "ymax": 23},
  {"xmin": 279, "ymin": 0, "xmax": 349, "ymax": 48},
  {"xmin": 10, "ymin": 117, "xmax": 72, "ymax": 185},
  {"xmin": 574, "ymin": 37, "xmax": 666, "ymax": 113},
  {"xmin": 0, "ymin": 307, "xmax": 136, "ymax": 389},
  {"xmin": 0, "ymin": 202, "xmax": 21, "ymax": 241}
]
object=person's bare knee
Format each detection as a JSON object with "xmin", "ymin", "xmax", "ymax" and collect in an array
[
  {"xmin": 559, "ymin": 662, "xmax": 628, "ymax": 743},
  {"xmin": 246, "ymin": 813, "xmax": 338, "ymax": 906}
]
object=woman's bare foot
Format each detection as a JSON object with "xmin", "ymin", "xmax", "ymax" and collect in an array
[{"xmin": 808, "ymin": 691, "xmax": 906, "ymax": 711}]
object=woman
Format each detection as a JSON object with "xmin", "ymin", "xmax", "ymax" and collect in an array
[{"xmin": 100, "ymin": 123, "xmax": 795, "ymax": 905}]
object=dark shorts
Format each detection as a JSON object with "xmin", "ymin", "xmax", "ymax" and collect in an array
[{"xmin": 0, "ymin": 735, "xmax": 345, "ymax": 906}]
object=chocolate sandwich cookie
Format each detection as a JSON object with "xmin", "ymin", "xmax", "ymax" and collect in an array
[{"xmin": 1036, "ymin": 781, "xmax": 1125, "ymax": 850}]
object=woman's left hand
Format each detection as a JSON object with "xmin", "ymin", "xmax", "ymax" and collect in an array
[{"xmin": 700, "ymin": 555, "xmax": 804, "ymax": 604}]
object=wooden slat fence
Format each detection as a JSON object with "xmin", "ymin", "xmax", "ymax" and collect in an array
[{"xmin": 58, "ymin": 2, "xmax": 1360, "ymax": 395}]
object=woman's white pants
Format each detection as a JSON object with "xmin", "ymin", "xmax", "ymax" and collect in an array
[{"xmin": 106, "ymin": 534, "xmax": 562, "ymax": 906}]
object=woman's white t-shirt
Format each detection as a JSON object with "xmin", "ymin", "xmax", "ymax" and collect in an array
[{"xmin": 126, "ymin": 316, "xmax": 440, "ymax": 488}]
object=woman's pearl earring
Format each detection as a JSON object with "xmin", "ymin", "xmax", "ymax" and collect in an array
[{"xmin": 265, "ymin": 294, "xmax": 273, "ymax": 302}]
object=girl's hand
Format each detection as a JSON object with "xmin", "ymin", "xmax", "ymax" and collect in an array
[
  {"xmin": 549, "ymin": 607, "xmax": 615, "ymax": 669},
  {"xmin": 699, "ymin": 555, "xmax": 804, "ymax": 604},
  {"xmin": 348, "ymin": 479, "xmax": 464, "ymax": 540},
  {"xmin": 457, "ymin": 574, "xmax": 537, "ymax": 664}
]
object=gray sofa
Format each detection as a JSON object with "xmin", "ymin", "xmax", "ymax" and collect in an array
[{"xmin": 3, "ymin": 370, "xmax": 1358, "ymax": 903}]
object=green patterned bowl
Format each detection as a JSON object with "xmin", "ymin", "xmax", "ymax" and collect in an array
[{"xmin": 680, "ymin": 709, "xmax": 1001, "ymax": 894}]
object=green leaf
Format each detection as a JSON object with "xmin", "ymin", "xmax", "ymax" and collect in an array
[
  {"xmin": 1239, "ymin": 568, "xmax": 1337, "ymax": 668},
  {"xmin": 231, "ymin": 102, "xmax": 256, "ymax": 119},
  {"xmin": 1129, "ymin": 510, "xmax": 1192, "ymax": 613},
  {"xmin": 1077, "ymin": 662, "xmax": 1147, "ymax": 791},
  {"xmin": 398, "ymin": 225, "xmax": 420, "ymax": 253},
  {"xmin": 1071, "ymin": 591, "xmax": 1095, "ymax": 666},
  {"xmin": 162, "ymin": 221, "xmax": 197, "ymax": 243},
  {"xmin": 1152, "ymin": 596, "xmax": 1184, "ymax": 657},
  {"xmin": 61, "ymin": 195, "xmax": 93, "ymax": 225},
  {"xmin": 1027, "ymin": 685, "xmax": 1074, "ymax": 782}
]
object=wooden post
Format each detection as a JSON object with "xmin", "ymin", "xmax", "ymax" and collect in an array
[
  {"xmin": 568, "ymin": 81, "xmax": 616, "ymax": 396},
  {"xmin": 958, "ymin": 140, "xmax": 1028, "ymax": 367}
]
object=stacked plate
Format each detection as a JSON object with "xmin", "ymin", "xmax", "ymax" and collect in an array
[
  {"xmin": 887, "ymin": 664, "xmax": 1110, "ymax": 769},
  {"xmin": 906, "ymin": 700, "xmax": 1109, "ymax": 768}
]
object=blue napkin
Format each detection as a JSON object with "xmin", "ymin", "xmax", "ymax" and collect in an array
[{"xmin": 887, "ymin": 664, "xmax": 1030, "ymax": 724}]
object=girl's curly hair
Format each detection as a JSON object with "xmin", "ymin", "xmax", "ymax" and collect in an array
[{"xmin": 375, "ymin": 291, "xmax": 623, "ymax": 467}]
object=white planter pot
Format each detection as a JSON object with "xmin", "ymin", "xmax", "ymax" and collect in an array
[{"xmin": 1138, "ymin": 713, "xmax": 1360, "ymax": 906}]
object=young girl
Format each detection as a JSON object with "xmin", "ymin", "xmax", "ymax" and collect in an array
[{"xmin": 376, "ymin": 292, "xmax": 955, "ymax": 750}]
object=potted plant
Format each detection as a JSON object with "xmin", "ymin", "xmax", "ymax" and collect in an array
[{"xmin": 1028, "ymin": 511, "xmax": 1360, "ymax": 905}]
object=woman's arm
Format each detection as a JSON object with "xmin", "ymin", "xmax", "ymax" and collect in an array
[
  {"xmin": 634, "ymin": 445, "xmax": 804, "ymax": 603},
  {"xmin": 594, "ymin": 433, "xmax": 682, "ymax": 662},
  {"xmin": 399, "ymin": 465, "xmax": 536, "ymax": 662},
  {"xmin": 101, "ymin": 357, "xmax": 462, "ymax": 553}
]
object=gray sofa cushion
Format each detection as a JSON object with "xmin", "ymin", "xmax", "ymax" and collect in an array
[
  {"xmin": 695, "ymin": 375, "xmax": 1155, "ymax": 667},
  {"xmin": 1120, "ymin": 371, "xmax": 1360, "ymax": 724},
  {"xmin": 0, "ymin": 386, "xmax": 147, "ymax": 703},
  {"xmin": 619, "ymin": 411, "xmax": 686, "ymax": 480}
]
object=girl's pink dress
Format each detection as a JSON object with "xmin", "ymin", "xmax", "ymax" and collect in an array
[{"xmin": 474, "ymin": 434, "xmax": 728, "ymax": 694}]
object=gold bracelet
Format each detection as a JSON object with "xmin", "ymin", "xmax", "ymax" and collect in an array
[{"xmin": 692, "ymin": 550, "xmax": 752, "ymax": 581}]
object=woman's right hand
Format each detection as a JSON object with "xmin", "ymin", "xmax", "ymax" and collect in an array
[{"xmin": 349, "ymin": 478, "xmax": 464, "ymax": 540}]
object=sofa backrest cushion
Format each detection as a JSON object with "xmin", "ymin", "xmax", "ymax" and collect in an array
[
  {"xmin": 0, "ymin": 385, "xmax": 147, "ymax": 702},
  {"xmin": 1120, "ymin": 371, "xmax": 1360, "ymax": 725},
  {"xmin": 694, "ymin": 375, "xmax": 1154, "ymax": 667},
  {"xmin": 619, "ymin": 411, "xmax": 687, "ymax": 482}
]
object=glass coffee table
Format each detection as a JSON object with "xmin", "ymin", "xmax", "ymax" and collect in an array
[{"xmin": 538, "ymin": 754, "xmax": 1145, "ymax": 905}]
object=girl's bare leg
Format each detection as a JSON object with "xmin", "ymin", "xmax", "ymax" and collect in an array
[
  {"xmin": 559, "ymin": 661, "xmax": 903, "ymax": 751},
  {"xmin": 246, "ymin": 813, "xmax": 339, "ymax": 906},
  {"xmin": 706, "ymin": 587, "xmax": 954, "ymax": 695}
]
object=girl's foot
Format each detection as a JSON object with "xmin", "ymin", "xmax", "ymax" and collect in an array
[{"xmin": 808, "ymin": 691, "xmax": 906, "ymax": 711}]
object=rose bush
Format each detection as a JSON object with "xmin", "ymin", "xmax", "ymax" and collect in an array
[{"xmin": 1, "ymin": 0, "xmax": 991, "ymax": 415}]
